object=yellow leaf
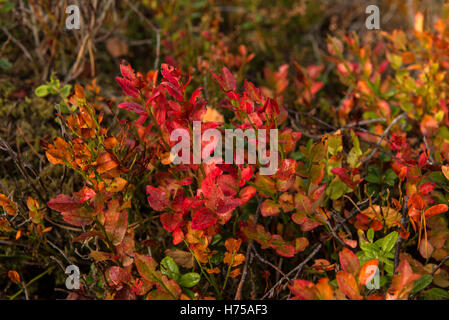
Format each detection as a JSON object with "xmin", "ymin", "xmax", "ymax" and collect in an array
[
  {"xmin": 201, "ymin": 106, "xmax": 224, "ymax": 123},
  {"xmin": 414, "ymin": 12, "xmax": 424, "ymax": 33},
  {"xmin": 106, "ymin": 177, "xmax": 128, "ymax": 193},
  {"xmin": 361, "ymin": 205, "xmax": 401, "ymax": 227}
]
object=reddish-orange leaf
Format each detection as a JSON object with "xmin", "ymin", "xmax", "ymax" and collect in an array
[
  {"xmin": 48, "ymin": 194, "xmax": 80, "ymax": 212},
  {"xmin": 134, "ymin": 253, "xmax": 159, "ymax": 283},
  {"xmin": 339, "ymin": 248, "xmax": 360, "ymax": 276},
  {"xmin": 336, "ymin": 270, "xmax": 362, "ymax": 300},
  {"xmin": 288, "ymin": 279, "xmax": 316, "ymax": 300},
  {"xmin": 0, "ymin": 193, "xmax": 17, "ymax": 216},
  {"xmin": 358, "ymin": 259, "xmax": 379, "ymax": 286},
  {"xmin": 424, "ymin": 204, "xmax": 448, "ymax": 218},
  {"xmin": 260, "ymin": 199, "xmax": 281, "ymax": 217},
  {"xmin": 191, "ymin": 208, "xmax": 217, "ymax": 230},
  {"xmin": 276, "ymin": 159, "xmax": 297, "ymax": 180},
  {"xmin": 104, "ymin": 199, "xmax": 128, "ymax": 246},
  {"xmin": 96, "ymin": 152, "xmax": 118, "ymax": 174},
  {"xmin": 386, "ymin": 260, "xmax": 421, "ymax": 300},
  {"xmin": 8, "ymin": 270, "xmax": 20, "ymax": 284},
  {"xmin": 61, "ymin": 208, "xmax": 93, "ymax": 227}
]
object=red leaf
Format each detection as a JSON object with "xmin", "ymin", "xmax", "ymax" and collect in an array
[
  {"xmin": 120, "ymin": 63, "xmax": 137, "ymax": 82},
  {"xmin": 276, "ymin": 159, "xmax": 297, "ymax": 180},
  {"xmin": 331, "ymin": 168, "xmax": 354, "ymax": 189},
  {"xmin": 48, "ymin": 194, "xmax": 80, "ymax": 212},
  {"xmin": 418, "ymin": 152, "xmax": 428, "ymax": 168},
  {"xmin": 239, "ymin": 166, "xmax": 253, "ymax": 187},
  {"xmin": 160, "ymin": 212, "xmax": 183, "ymax": 232},
  {"xmin": 419, "ymin": 182, "xmax": 435, "ymax": 195},
  {"xmin": 239, "ymin": 186, "xmax": 256, "ymax": 205},
  {"xmin": 73, "ymin": 186, "xmax": 96, "ymax": 203},
  {"xmin": 191, "ymin": 208, "xmax": 217, "ymax": 230},
  {"xmin": 270, "ymin": 235, "xmax": 295, "ymax": 257},
  {"xmin": 61, "ymin": 208, "xmax": 93, "ymax": 227},
  {"xmin": 288, "ymin": 279, "xmax": 316, "ymax": 300},
  {"xmin": 118, "ymin": 102, "xmax": 146, "ymax": 115},
  {"xmin": 108, "ymin": 266, "xmax": 131, "ymax": 286},
  {"xmin": 211, "ymin": 67, "xmax": 236, "ymax": 92},
  {"xmin": 146, "ymin": 186, "xmax": 170, "ymax": 211},
  {"xmin": 115, "ymin": 77, "xmax": 139, "ymax": 98}
]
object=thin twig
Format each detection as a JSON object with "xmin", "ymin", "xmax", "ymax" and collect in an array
[
  {"xmin": 261, "ymin": 243, "xmax": 322, "ymax": 300},
  {"xmin": 394, "ymin": 196, "xmax": 409, "ymax": 273},
  {"xmin": 362, "ymin": 113, "xmax": 407, "ymax": 163},
  {"xmin": 251, "ymin": 246, "xmax": 290, "ymax": 282},
  {"xmin": 234, "ymin": 198, "xmax": 261, "ymax": 300}
]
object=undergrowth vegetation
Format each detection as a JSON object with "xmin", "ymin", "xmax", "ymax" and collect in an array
[{"xmin": 1, "ymin": 0, "xmax": 449, "ymax": 300}]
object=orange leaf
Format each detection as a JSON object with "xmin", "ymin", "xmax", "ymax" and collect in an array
[
  {"xmin": 8, "ymin": 270, "xmax": 20, "ymax": 284},
  {"xmin": 0, "ymin": 193, "xmax": 17, "ymax": 216},
  {"xmin": 339, "ymin": 248, "xmax": 360, "ymax": 276},
  {"xmin": 229, "ymin": 268, "xmax": 242, "ymax": 278},
  {"xmin": 106, "ymin": 177, "xmax": 128, "ymax": 193},
  {"xmin": 315, "ymin": 278, "xmax": 334, "ymax": 300},
  {"xmin": 424, "ymin": 204, "xmax": 448, "ymax": 218},
  {"xmin": 336, "ymin": 270, "xmax": 362, "ymax": 300},
  {"xmin": 442, "ymin": 165, "xmax": 449, "ymax": 181},
  {"xmin": 358, "ymin": 259, "xmax": 379, "ymax": 286},
  {"xmin": 96, "ymin": 152, "xmax": 118, "ymax": 174},
  {"xmin": 225, "ymin": 238, "xmax": 242, "ymax": 253}
]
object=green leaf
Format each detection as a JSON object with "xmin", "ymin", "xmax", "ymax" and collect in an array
[
  {"xmin": 347, "ymin": 131, "xmax": 362, "ymax": 168},
  {"xmin": 35, "ymin": 85, "xmax": 50, "ymax": 97},
  {"xmin": 160, "ymin": 256, "xmax": 180, "ymax": 281},
  {"xmin": 360, "ymin": 241, "xmax": 380, "ymax": 254},
  {"xmin": 422, "ymin": 288, "xmax": 449, "ymax": 300},
  {"xmin": 367, "ymin": 228, "xmax": 374, "ymax": 243},
  {"xmin": 326, "ymin": 178, "xmax": 348, "ymax": 200},
  {"xmin": 0, "ymin": 1, "xmax": 14, "ymax": 13},
  {"xmin": 60, "ymin": 84, "xmax": 72, "ymax": 98},
  {"xmin": 179, "ymin": 272, "xmax": 201, "ymax": 288},
  {"xmin": 376, "ymin": 231, "xmax": 398, "ymax": 253},
  {"xmin": 412, "ymin": 274, "xmax": 433, "ymax": 295},
  {"xmin": 365, "ymin": 166, "xmax": 381, "ymax": 184},
  {"xmin": 182, "ymin": 288, "xmax": 196, "ymax": 300},
  {"xmin": 328, "ymin": 135, "xmax": 342, "ymax": 156},
  {"xmin": 383, "ymin": 169, "xmax": 397, "ymax": 186},
  {"xmin": 0, "ymin": 58, "xmax": 12, "ymax": 70}
]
